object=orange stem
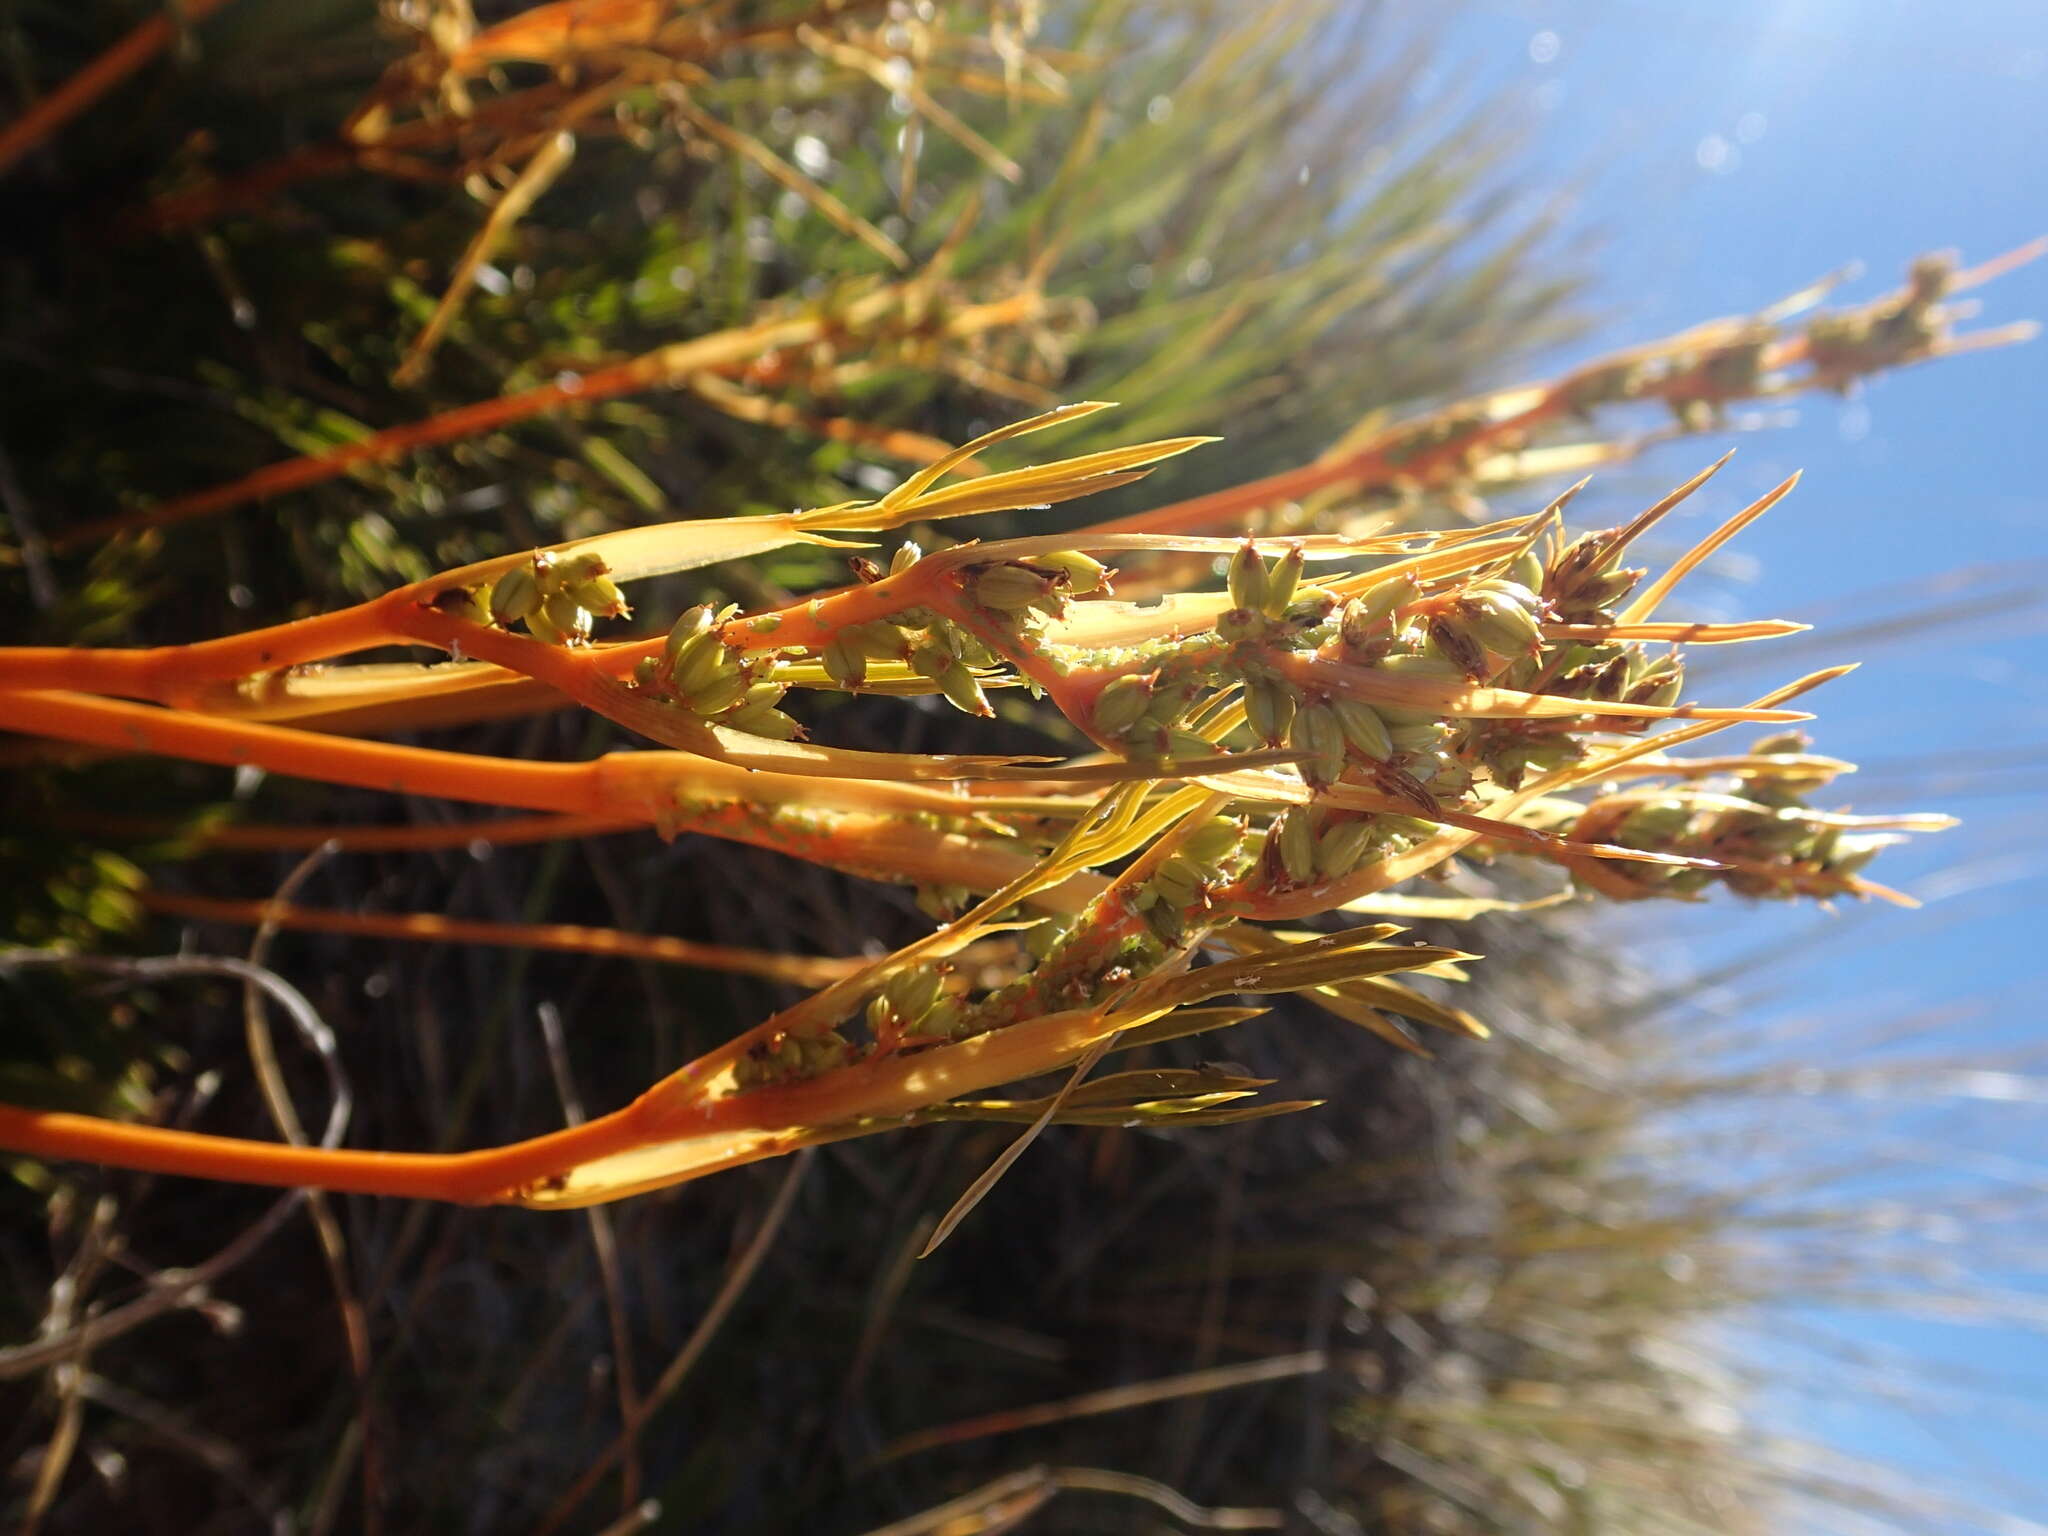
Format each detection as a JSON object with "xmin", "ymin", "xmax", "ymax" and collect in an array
[
  {"xmin": 141, "ymin": 889, "xmax": 871, "ymax": 988},
  {"xmin": 0, "ymin": 1099, "xmax": 637, "ymax": 1203},
  {"xmin": 67, "ymin": 811, "xmax": 636, "ymax": 852},
  {"xmin": 1, "ymin": 688, "xmax": 1076, "ymax": 899},
  {"xmin": 0, "ymin": 595, "xmax": 412, "ymax": 699},
  {"xmin": 0, "ymin": 0, "xmax": 234, "ymax": 176},
  {"xmin": 0, "ymin": 689, "xmax": 597, "ymax": 812}
]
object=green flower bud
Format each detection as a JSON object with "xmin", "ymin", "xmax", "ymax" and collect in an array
[
  {"xmin": 884, "ymin": 967, "xmax": 944, "ymax": 1021},
  {"xmin": 1751, "ymin": 730, "xmax": 1809, "ymax": 758},
  {"xmin": 948, "ymin": 629, "xmax": 998, "ymax": 669},
  {"xmin": 1263, "ymin": 543, "xmax": 1305, "ymax": 618},
  {"xmin": 1290, "ymin": 702, "xmax": 1348, "ymax": 787},
  {"xmin": 1461, "ymin": 590, "xmax": 1542, "ymax": 657},
  {"xmin": 725, "ymin": 702, "xmax": 801, "ymax": 739},
  {"xmin": 1024, "ymin": 917, "xmax": 1073, "ymax": 962},
  {"xmin": 489, "ymin": 562, "xmax": 542, "ymax": 626},
  {"xmin": 1143, "ymin": 685, "xmax": 1190, "ymax": 724},
  {"xmin": 1216, "ymin": 607, "xmax": 1262, "ymax": 643},
  {"xmin": 797, "ymin": 1032, "xmax": 851, "ymax": 1074},
  {"xmin": 914, "ymin": 884, "xmax": 972, "ymax": 922},
  {"xmin": 1092, "ymin": 675, "xmax": 1153, "ymax": 736},
  {"xmin": 1286, "ymin": 587, "xmax": 1340, "ymax": 625},
  {"xmin": 542, "ymin": 591, "xmax": 593, "ymax": 643},
  {"xmin": 1315, "ymin": 817, "xmax": 1377, "ymax": 879},
  {"xmin": 1583, "ymin": 569, "xmax": 1642, "ymax": 608},
  {"xmin": 566, "ymin": 574, "xmax": 629, "ymax": 618},
  {"xmin": 921, "ymin": 999, "xmax": 965, "ymax": 1040},
  {"xmin": 1029, "ymin": 550, "xmax": 1109, "ymax": 595},
  {"xmin": 1227, "ymin": 541, "xmax": 1269, "ymax": 613},
  {"xmin": 1277, "ymin": 806, "xmax": 1316, "ymax": 884},
  {"xmin": 975, "ymin": 562, "xmax": 1057, "ymax": 612},
  {"xmin": 1618, "ymin": 800, "xmax": 1693, "ymax": 847},
  {"xmin": 1473, "ymin": 578, "xmax": 1542, "ymax": 607},
  {"xmin": 1347, "ymin": 573, "xmax": 1420, "ymax": 638},
  {"xmin": 1332, "ymin": 698, "xmax": 1393, "ymax": 760},
  {"xmin": 524, "ymin": 604, "xmax": 568, "ymax": 646},
  {"xmin": 1750, "ymin": 813, "xmax": 1816, "ymax": 856},
  {"xmin": 1243, "ymin": 678, "xmax": 1297, "ymax": 744},
  {"xmin": 934, "ymin": 660, "xmax": 992, "ymax": 716},
  {"xmin": 821, "ymin": 638, "xmax": 866, "ymax": 687},
  {"xmin": 671, "ymin": 631, "xmax": 737, "ymax": 697},
  {"xmin": 1509, "ymin": 549, "xmax": 1546, "ymax": 591},
  {"xmin": 685, "ymin": 670, "xmax": 749, "ymax": 717},
  {"xmin": 555, "ymin": 551, "xmax": 607, "ymax": 585},
  {"xmin": 866, "ymin": 994, "xmax": 895, "ymax": 1037},
  {"xmin": 1181, "ymin": 818, "xmax": 1243, "ymax": 871},
  {"xmin": 664, "ymin": 605, "xmax": 715, "ymax": 667},
  {"xmin": 1150, "ymin": 856, "xmax": 1203, "ymax": 910},
  {"xmin": 850, "ymin": 621, "xmax": 911, "ymax": 662},
  {"xmin": 1161, "ymin": 729, "xmax": 1216, "ymax": 761},
  {"xmin": 890, "ymin": 542, "xmax": 922, "ymax": 576}
]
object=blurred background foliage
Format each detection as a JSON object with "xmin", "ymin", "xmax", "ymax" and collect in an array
[{"xmin": 0, "ymin": 2, "xmax": 2036, "ymax": 1533}]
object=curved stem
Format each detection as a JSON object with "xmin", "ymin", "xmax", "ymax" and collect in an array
[
  {"xmin": 0, "ymin": 1099, "xmax": 634, "ymax": 1204},
  {"xmin": 0, "ymin": 0, "xmax": 233, "ymax": 176}
]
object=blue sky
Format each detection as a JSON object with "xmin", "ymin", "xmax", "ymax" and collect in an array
[{"xmin": 1423, "ymin": 1, "xmax": 2048, "ymax": 1525}]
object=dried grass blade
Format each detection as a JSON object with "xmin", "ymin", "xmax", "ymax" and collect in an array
[
  {"xmin": 1621, "ymin": 472, "xmax": 1803, "ymax": 622},
  {"xmin": 393, "ymin": 131, "xmax": 578, "ymax": 386},
  {"xmin": 918, "ymin": 1030, "xmax": 1120, "ymax": 1259}
]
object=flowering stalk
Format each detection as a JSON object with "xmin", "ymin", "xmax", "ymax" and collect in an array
[
  {"xmin": 0, "ymin": 403, "xmax": 1959, "ymax": 1206},
  {"xmin": 1075, "ymin": 244, "xmax": 2043, "ymax": 547}
]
